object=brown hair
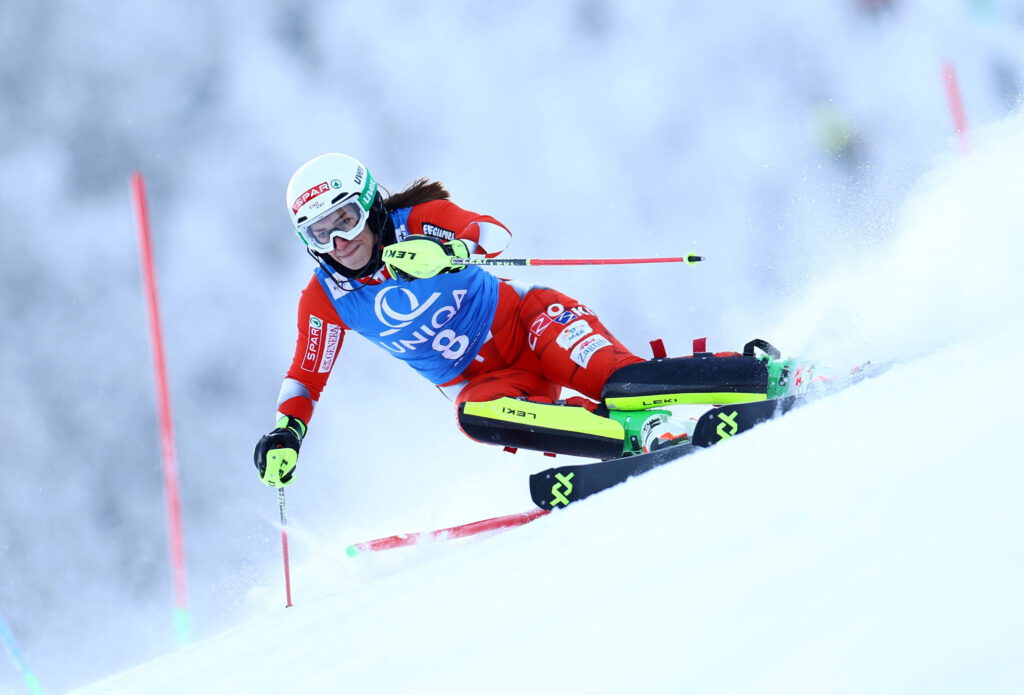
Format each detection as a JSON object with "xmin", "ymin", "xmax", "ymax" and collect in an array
[{"xmin": 383, "ymin": 178, "xmax": 450, "ymax": 211}]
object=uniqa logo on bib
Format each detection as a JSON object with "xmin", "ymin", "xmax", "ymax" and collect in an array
[
  {"xmin": 374, "ymin": 286, "xmax": 442, "ymax": 337},
  {"xmin": 372, "ymin": 285, "xmax": 470, "ymax": 360}
]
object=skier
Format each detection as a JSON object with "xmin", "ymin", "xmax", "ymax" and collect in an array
[{"xmin": 254, "ymin": 153, "xmax": 796, "ymax": 487}]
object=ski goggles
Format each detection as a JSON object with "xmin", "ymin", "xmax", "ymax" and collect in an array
[{"xmin": 296, "ymin": 195, "xmax": 370, "ymax": 253}]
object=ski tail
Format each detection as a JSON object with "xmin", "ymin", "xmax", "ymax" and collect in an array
[
  {"xmin": 690, "ymin": 396, "xmax": 802, "ymax": 446},
  {"xmin": 529, "ymin": 443, "xmax": 697, "ymax": 509}
]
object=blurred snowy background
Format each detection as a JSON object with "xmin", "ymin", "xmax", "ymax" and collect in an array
[{"xmin": 1, "ymin": 0, "xmax": 1022, "ymax": 691}]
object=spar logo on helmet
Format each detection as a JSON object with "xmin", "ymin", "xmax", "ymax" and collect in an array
[{"xmin": 292, "ymin": 182, "xmax": 331, "ymax": 214}]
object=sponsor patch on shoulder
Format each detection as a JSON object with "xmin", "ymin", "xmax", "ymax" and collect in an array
[
  {"xmin": 570, "ymin": 334, "xmax": 612, "ymax": 368},
  {"xmin": 556, "ymin": 320, "xmax": 593, "ymax": 350},
  {"xmin": 422, "ymin": 223, "xmax": 455, "ymax": 241}
]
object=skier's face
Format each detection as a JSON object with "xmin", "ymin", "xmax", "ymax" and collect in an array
[{"xmin": 326, "ymin": 226, "xmax": 375, "ymax": 270}]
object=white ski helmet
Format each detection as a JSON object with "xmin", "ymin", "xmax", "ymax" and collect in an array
[{"xmin": 286, "ymin": 153, "xmax": 380, "ymax": 253}]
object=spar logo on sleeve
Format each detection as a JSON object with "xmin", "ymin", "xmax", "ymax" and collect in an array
[
  {"xmin": 302, "ymin": 317, "xmax": 343, "ymax": 372},
  {"xmin": 301, "ymin": 316, "xmax": 325, "ymax": 372},
  {"xmin": 570, "ymin": 334, "xmax": 611, "ymax": 368}
]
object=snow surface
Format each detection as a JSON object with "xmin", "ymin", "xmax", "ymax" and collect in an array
[{"xmin": 73, "ymin": 117, "xmax": 1024, "ymax": 693}]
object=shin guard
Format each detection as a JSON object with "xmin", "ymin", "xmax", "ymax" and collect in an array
[{"xmin": 458, "ymin": 397, "xmax": 625, "ymax": 460}]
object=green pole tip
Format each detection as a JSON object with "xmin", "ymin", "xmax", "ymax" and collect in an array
[
  {"xmin": 173, "ymin": 608, "xmax": 192, "ymax": 647},
  {"xmin": 686, "ymin": 253, "xmax": 704, "ymax": 265},
  {"xmin": 345, "ymin": 544, "xmax": 359, "ymax": 558},
  {"xmin": 23, "ymin": 672, "xmax": 43, "ymax": 695}
]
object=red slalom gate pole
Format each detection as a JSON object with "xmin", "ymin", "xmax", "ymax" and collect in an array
[
  {"xmin": 130, "ymin": 172, "xmax": 192, "ymax": 646},
  {"xmin": 345, "ymin": 508, "xmax": 550, "ymax": 557},
  {"xmin": 942, "ymin": 60, "xmax": 971, "ymax": 154},
  {"xmin": 278, "ymin": 489, "xmax": 293, "ymax": 607}
]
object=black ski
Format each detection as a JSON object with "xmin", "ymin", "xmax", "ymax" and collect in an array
[
  {"xmin": 528, "ymin": 396, "xmax": 804, "ymax": 509},
  {"xmin": 528, "ymin": 360, "xmax": 894, "ymax": 509},
  {"xmin": 529, "ymin": 441, "xmax": 700, "ymax": 511}
]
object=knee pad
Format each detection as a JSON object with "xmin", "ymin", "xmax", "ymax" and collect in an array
[{"xmin": 601, "ymin": 355, "xmax": 769, "ymax": 410}]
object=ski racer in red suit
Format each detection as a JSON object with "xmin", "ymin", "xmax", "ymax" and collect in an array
[{"xmin": 254, "ymin": 154, "xmax": 798, "ymax": 487}]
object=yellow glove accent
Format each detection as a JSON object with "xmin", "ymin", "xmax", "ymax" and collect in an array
[
  {"xmin": 262, "ymin": 448, "xmax": 298, "ymax": 487},
  {"xmin": 254, "ymin": 416, "xmax": 305, "ymax": 487},
  {"xmin": 383, "ymin": 237, "xmax": 466, "ymax": 280}
]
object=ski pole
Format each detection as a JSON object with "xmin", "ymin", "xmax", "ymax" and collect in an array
[
  {"xmin": 278, "ymin": 489, "xmax": 293, "ymax": 608},
  {"xmin": 450, "ymin": 253, "xmax": 704, "ymax": 268}
]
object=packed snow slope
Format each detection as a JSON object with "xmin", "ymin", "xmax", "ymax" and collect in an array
[{"xmin": 75, "ymin": 119, "xmax": 1024, "ymax": 694}]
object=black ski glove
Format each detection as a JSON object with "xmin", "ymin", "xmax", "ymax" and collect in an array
[{"xmin": 254, "ymin": 416, "xmax": 307, "ymax": 487}]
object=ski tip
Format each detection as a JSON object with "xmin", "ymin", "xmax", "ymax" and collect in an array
[{"xmin": 345, "ymin": 544, "xmax": 360, "ymax": 558}]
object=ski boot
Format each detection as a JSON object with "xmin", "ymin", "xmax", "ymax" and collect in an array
[
  {"xmin": 749, "ymin": 339, "xmax": 835, "ymax": 399},
  {"xmin": 608, "ymin": 409, "xmax": 695, "ymax": 454},
  {"xmin": 458, "ymin": 397, "xmax": 695, "ymax": 459}
]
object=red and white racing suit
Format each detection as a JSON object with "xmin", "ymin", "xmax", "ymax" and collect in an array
[{"xmin": 274, "ymin": 199, "xmax": 643, "ymax": 433}]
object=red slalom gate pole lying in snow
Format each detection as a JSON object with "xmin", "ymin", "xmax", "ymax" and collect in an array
[{"xmin": 346, "ymin": 509, "xmax": 550, "ymax": 557}]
